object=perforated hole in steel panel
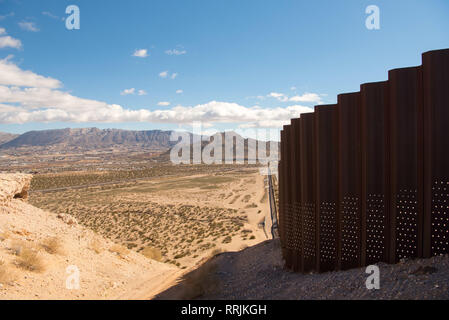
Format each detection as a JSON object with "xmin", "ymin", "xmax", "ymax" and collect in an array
[
  {"xmin": 302, "ymin": 203, "xmax": 316, "ymax": 259},
  {"xmin": 291, "ymin": 202, "xmax": 302, "ymax": 251},
  {"xmin": 366, "ymin": 194, "xmax": 385, "ymax": 262},
  {"xmin": 396, "ymin": 189, "xmax": 418, "ymax": 259},
  {"xmin": 431, "ymin": 180, "xmax": 449, "ymax": 256},
  {"xmin": 279, "ymin": 202, "xmax": 284, "ymax": 244},
  {"xmin": 319, "ymin": 202, "xmax": 337, "ymax": 264},
  {"xmin": 341, "ymin": 196, "xmax": 360, "ymax": 263},
  {"xmin": 285, "ymin": 204, "xmax": 295, "ymax": 250}
]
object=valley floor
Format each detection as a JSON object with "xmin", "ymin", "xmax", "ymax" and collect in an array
[{"xmin": 29, "ymin": 167, "xmax": 271, "ymax": 270}]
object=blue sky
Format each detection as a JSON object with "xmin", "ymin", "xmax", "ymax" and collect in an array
[{"xmin": 0, "ymin": 0, "xmax": 448, "ymax": 134}]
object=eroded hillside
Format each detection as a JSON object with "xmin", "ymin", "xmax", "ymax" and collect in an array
[{"xmin": 0, "ymin": 173, "xmax": 178, "ymax": 299}]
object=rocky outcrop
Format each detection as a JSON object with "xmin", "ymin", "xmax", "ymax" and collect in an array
[{"xmin": 0, "ymin": 173, "xmax": 32, "ymax": 205}]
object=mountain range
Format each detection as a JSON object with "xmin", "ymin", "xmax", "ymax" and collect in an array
[
  {"xmin": 0, "ymin": 128, "xmax": 278, "ymax": 160},
  {"xmin": 0, "ymin": 128, "xmax": 179, "ymax": 151}
]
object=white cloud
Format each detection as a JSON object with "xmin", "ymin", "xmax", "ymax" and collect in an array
[
  {"xmin": 0, "ymin": 13, "xmax": 14, "ymax": 21},
  {"xmin": 121, "ymin": 88, "xmax": 147, "ymax": 96},
  {"xmin": 176, "ymin": 89, "xmax": 183, "ymax": 94},
  {"xmin": 290, "ymin": 86, "xmax": 297, "ymax": 91},
  {"xmin": 0, "ymin": 28, "xmax": 22, "ymax": 49},
  {"xmin": 268, "ymin": 91, "xmax": 324, "ymax": 104},
  {"xmin": 0, "ymin": 36, "xmax": 22, "ymax": 49},
  {"xmin": 165, "ymin": 49, "xmax": 187, "ymax": 55},
  {"xmin": 159, "ymin": 71, "xmax": 178, "ymax": 79},
  {"xmin": 120, "ymin": 88, "xmax": 135, "ymax": 95},
  {"xmin": 289, "ymin": 92, "xmax": 323, "ymax": 104},
  {"xmin": 0, "ymin": 59, "xmax": 313, "ymax": 127},
  {"xmin": 42, "ymin": 12, "xmax": 60, "ymax": 20},
  {"xmin": 18, "ymin": 21, "xmax": 39, "ymax": 32},
  {"xmin": 0, "ymin": 57, "xmax": 60, "ymax": 88},
  {"xmin": 132, "ymin": 49, "xmax": 148, "ymax": 58},
  {"xmin": 268, "ymin": 92, "xmax": 288, "ymax": 102},
  {"xmin": 157, "ymin": 101, "xmax": 170, "ymax": 106}
]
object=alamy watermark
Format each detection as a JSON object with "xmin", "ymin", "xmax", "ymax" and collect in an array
[
  {"xmin": 365, "ymin": 5, "xmax": 380, "ymax": 30},
  {"xmin": 365, "ymin": 265, "xmax": 380, "ymax": 290},
  {"xmin": 66, "ymin": 265, "xmax": 80, "ymax": 290},
  {"xmin": 169, "ymin": 122, "xmax": 279, "ymax": 175},
  {"xmin": 65, "ymin": 5, "xmax": 80, "ymax": 30}
]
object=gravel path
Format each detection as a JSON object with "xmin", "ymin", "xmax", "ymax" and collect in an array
[{"xmin": 159, "ymin": 239, "xmax": 449, "ymax": 300}]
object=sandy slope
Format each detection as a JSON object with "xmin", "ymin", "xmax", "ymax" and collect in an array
[{"xmin": 0, "ymin": 174, "xmax": 178, "ymax": 300}]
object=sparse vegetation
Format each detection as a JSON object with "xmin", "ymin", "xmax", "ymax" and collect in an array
[
  {"xmin": 15, "ymin": 244, "xmax": 45, "ymax": 272},
  {"xmin": 0, "ymin": 230, "xmax": 11, "ymax": 241},
  {"xmin": 211, "ymin": 248, "xmax": 223, "ymax": 257},
  {"xmin": 88, "ymin": 238, "xmax": 103, "ymax": 254},
  {"xmin": 41, "ymin": 237, "xmax": 65, "ymax": 255},
  {"xmin": 260, "ymin": 188, "xmax": 268, "ymax": 203},
  {"xmin": 29, "ymin": 166, "xmax": 264, "ymax": 267},
  {"xmin": 0, "ymin": 259, "xmax": 16, "ymax": 284},
  {"xmin": 245, "ymin": 203, "xmax": 258, "ymax": 209},
  {"xmin": 222, "ymin": 236, "xmax": 232, "ymax": 244},
  {"xmin": 141, "ymin": 246, "xmax": 162, "ymax": 261},
  {"xmin": 109, "ymin": 244, "xmax": 129, "ymax": 258}
]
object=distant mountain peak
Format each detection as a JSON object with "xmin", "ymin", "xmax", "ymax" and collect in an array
[{"xmin": 0, "ymin": 131, "xmax": 19, "ymax": 146}]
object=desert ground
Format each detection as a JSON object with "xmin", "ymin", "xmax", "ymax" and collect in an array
[
  {"xmin": 3, "ymin": 172, "xmax": 449, "ymax": 301},
  {"xmin": 0, "ymin": 174, "xmax": 180, "ymax": 299},
  {"xmin": 157, "ymin": 239, "xmax": 449, "ymax": 300},
  {"xmin": 1, "ymin": 166, "xmax": 274, "ymax": 300},
  {"xmin": 29, "ymin": 165, "xmax": 272, "ymax": 270}
]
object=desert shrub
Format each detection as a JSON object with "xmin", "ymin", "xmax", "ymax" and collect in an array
[
  {"xmin": 210, "ymin": 248, "xmax": 223, "ymax": 257},
  {"xmin": 245, "ymin": 203, "xmax": 258, "ymax": 209},
  {"xmin": 0, "ymin": 260, "xmax": 17, "ymax": 284},
  {"xmin": 141, "ymin": 246, "xmax": 162, "ymax": 261},
  {"xmin": 109, "ymin": 244, "xmax": 129, "ymax": 257},
  {"xmin": 229, "ymin": 195, "xmax": 240, "ymax": 204},
  {"xmin": 10, "ymin": 240, "xmax": 26, "ymax": 256},
  {"xmin": 89, "ymin": 238, "xmax": 103, "ymax": 254},
  {"xmin": 174, "ymin": 251, "xmax": 190, "ymax": 259},
  {"xmin": 222, "ymin": 236, "xmax": 232, "ymax": 244},
  {"xmin": 15, "ymin": 246, "xmax": 45, "ymax": 272},
  {"xmin": 0, "ymin": 230, "xmax": 11, "ymax": 241},
  {"xmin": 41, "ymin": 237, "xmax": 65, "ymax": 255},
  {"xmin": 260, "ymin": 189, "xmax": 268, "ymax": 203}
]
